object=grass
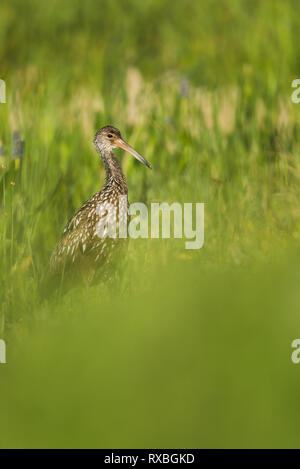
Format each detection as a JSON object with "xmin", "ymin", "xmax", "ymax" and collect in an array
[{"xmin": 1, "ymin": 0, "xmax": 300, "ymax": 449}]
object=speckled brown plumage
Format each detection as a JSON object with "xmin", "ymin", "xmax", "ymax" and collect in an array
[{"xmin": 46, "ymin": 126, "xmax": 151, "ymax": 294}]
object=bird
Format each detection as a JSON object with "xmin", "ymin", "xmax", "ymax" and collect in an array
[{"xmin": 45, "ymin": 126, "xmax": 152, "ymax": 295}]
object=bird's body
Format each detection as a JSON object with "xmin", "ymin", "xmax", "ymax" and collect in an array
[{"xmin": 46, "ymin": 126, "xmax": 151, "ymax": 293}]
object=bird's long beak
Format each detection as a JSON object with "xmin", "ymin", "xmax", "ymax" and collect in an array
[{"xmin": 115, "ymin": 138, "xmax": 152, "ymax": 169}]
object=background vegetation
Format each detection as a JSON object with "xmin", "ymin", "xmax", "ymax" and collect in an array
[{"xmin": 1, "ymin": 0, "xmax": 300, "ymax": 448}]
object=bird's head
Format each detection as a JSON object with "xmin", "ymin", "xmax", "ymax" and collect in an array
[{"xmin": 94, "ymin": 126, "xmax": 152, "ymax": 169}]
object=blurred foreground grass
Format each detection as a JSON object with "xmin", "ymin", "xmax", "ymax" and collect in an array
[
  {"xmin": 2, "ymin": 256, "xmax": 300, "ymax": 448},
  {"xmin": 1, "ymin": 0, "xmax": 300, "ymax": 448}
]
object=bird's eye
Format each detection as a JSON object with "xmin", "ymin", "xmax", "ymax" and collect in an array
[{"xmin": 107, "ymin": 134, "xmax": 113, "ymax": 138}]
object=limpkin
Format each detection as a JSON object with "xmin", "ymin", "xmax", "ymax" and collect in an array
[{"xmin": 46, "ymin": 126, "xmax": 151, "ymax": 293}]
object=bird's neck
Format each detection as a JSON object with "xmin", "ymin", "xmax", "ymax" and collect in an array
[{"xmin": 100, "ymin": 148, "xmax": 128, "ymax": 194}]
